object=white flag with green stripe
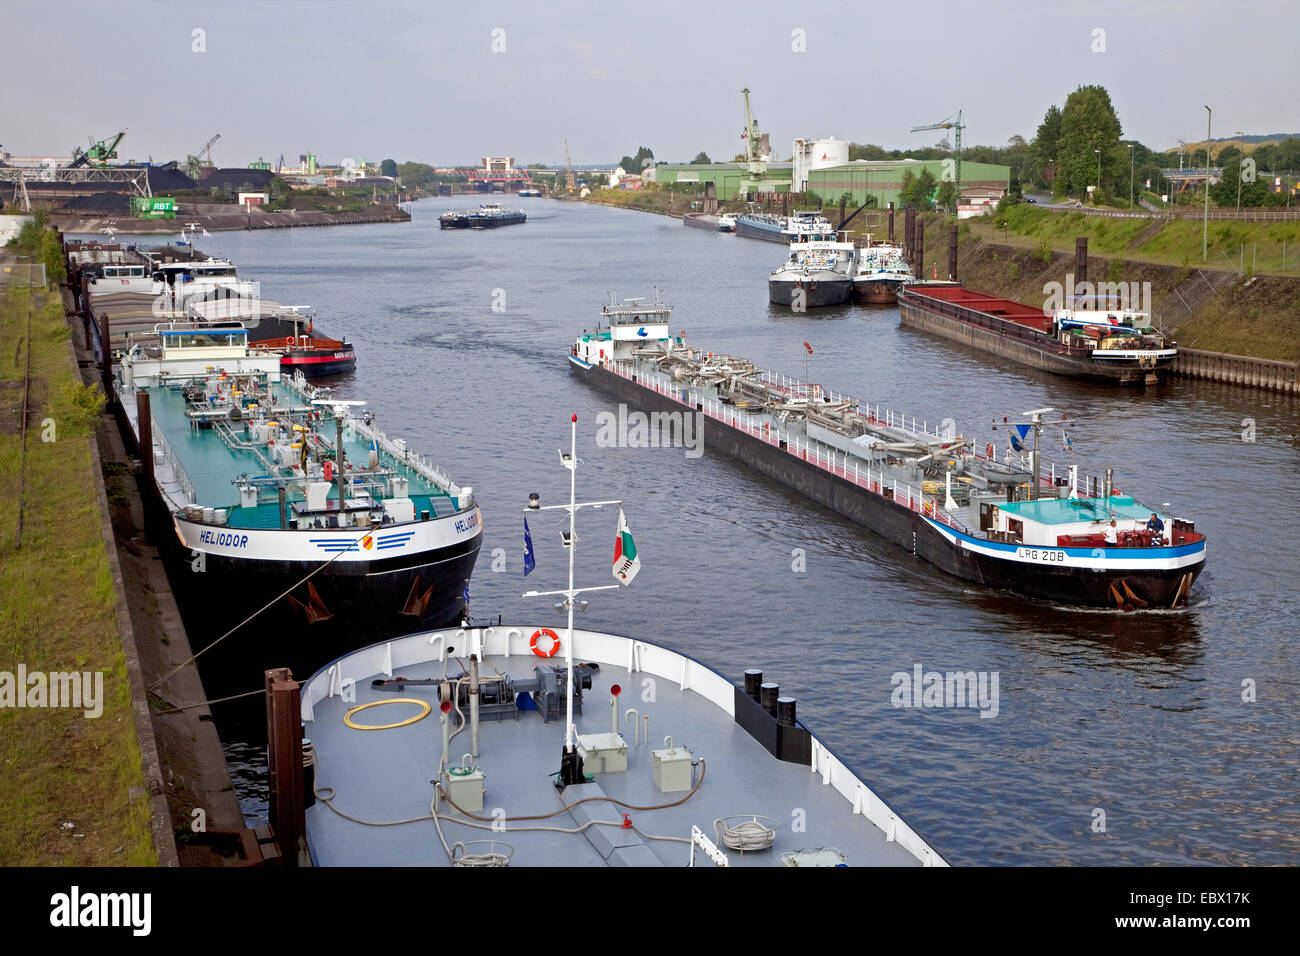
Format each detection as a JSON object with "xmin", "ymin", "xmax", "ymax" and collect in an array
[{"xmin": 612, "ymin": 507, "xmax": 640, "ymax": 585}]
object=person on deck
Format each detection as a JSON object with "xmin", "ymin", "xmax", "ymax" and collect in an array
[
  {"xmin": 1103, "ymin": 520, "xmax": 1118, "ymax": 545},
  {"xmin": 1146, "ymin": 513, "xmax": 1165, "ymax": 537}
]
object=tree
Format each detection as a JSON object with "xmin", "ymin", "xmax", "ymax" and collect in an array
[
  {"xmin": 935, "ymin": 181, "xmax": 958, "ymax": 211},
  {"xmin": 397, "ymin": 162, "xmax": 436, "ymax": 188},
  {"xmin": 1210, "ymin": 158, "xmax": 1271, "ymax": 207},
  {"xmin": 1032, "ymin": 105, "xmax": 1062, "ymax": 177},
  {"xmin": 690, "ymin": 151, "xmax": 712, "ymax": 165},
  {"xmin": 901, "ymin": 168, "xmax": 937, "ymax": 207},
  {"xmin": 1055, "ymin": 85, "xmax": 1123, "ymax": 200},
  {"xmin": 618, "ymin": 146, "xmax": 654, "ymax": 173},
  {"xmin": 380, "ymin": 158, "xmax": 397, "ymax": 178}
]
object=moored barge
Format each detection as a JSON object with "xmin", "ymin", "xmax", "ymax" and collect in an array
[{"xmin": 898, "ymin": 284, "xmax": 1176, "ymax": 384}]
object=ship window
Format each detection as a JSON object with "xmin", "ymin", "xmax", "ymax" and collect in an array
[{"xmin": 1007, "ymin": 518, "xmax": 1024, "ymax": 542}]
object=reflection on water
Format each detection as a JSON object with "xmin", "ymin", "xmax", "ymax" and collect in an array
[{"xmin": 117, "ymin": 195, "xmax": 1300, "ymax": 866}]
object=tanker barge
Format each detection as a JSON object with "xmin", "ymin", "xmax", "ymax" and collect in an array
[
  {"xmin": 569, "ymin": 298, "xmax": 1205, "ymax": 609},
  {"xmin": 898, "ymin": 284, "xmax": 1176, "ymax": 385}
]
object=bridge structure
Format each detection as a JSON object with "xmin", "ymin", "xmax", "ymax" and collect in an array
[{"xmin": 0, "ymin": 165, "xmax": 152, "ymax": 212}]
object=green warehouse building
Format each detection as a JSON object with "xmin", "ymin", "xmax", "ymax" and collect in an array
[
  {"xmin": 648, "ymin": 163, "xmax": 794, "ymax": 200},
  {"xmin": 806, "ymin": 159, "xmax": 1010, "ymax": 209}
]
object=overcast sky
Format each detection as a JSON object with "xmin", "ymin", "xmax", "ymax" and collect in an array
[{"xmin": 3, "ymin": 0, "xmax": 1295, "ymax": 167}]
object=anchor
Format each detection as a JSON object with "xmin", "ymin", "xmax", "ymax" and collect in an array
[{"xmin": 287, "ymin": 580, "xmax": 333, "ymax": 625}]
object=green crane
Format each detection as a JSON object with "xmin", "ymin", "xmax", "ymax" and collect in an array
[
  {"xmin": 910, "ymin": 110, "xmax": 964, "ymax": 205},
  {"xmin": 69, "ymin": 129, "xmax": 127, "ymax": 168}
]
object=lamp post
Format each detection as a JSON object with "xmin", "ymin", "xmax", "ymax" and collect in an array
[
  {"xmin": 1203, "ymin": 106, "xmax": 1211, "ymax": 263},
  {"xmin": 1094, "ymin": 149, "xmax": 1101, "ymax": 203},
  {"xmin": 1127, "ymin": 144, "xmax": 1134, "ymax": 208},
  {"xmin": 1234, "ymin": 130, "xmax": 1244, "ymax": 214}
]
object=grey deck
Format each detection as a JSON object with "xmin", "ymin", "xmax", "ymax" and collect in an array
[{"xmin": 305, "ymin": 653, "xmax": 923, "ymax": 867}]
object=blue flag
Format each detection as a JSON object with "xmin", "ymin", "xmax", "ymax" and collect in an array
[
  {"xmin": 1009, "ymin": 423, "xmax": 1032, "ymax": 453},
  {"xmin": 523, "ymin": 517, "xmax": 535, "ymax": 576}
]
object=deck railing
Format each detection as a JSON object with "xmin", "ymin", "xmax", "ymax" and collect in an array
[{"xmin": 151, "ymin": 422, "xmax": 196, "ymax": 505}]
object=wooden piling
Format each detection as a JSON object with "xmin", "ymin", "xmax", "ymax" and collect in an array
[{"xmin": 266, "ymin": 668, "xmax": 306, "ymax": 867}]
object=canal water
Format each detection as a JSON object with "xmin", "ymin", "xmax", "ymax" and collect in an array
[{"xmin": 138, "ymin": 197, "xmax": 1300, "ymax": 865}]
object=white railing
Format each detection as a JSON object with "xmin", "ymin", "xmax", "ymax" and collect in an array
[{"xmin": 152, "ymin": 423, "xmax": 196, "ymax": 504}]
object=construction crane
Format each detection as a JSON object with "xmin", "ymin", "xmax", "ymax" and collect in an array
[
  {"xmin": 910, "ymin": 110, "xmax": 964, "ymax": 205},
  {"xmin": 563, "ymin": 140, "xmax": 576, "ymax": 191},
  {"xmin": 69, "ymin": 129, "xmax": 127, "ymax": 168},
  {"xmin": 275, "ymin": 154, "xmax": 285, "ymax": 174}
]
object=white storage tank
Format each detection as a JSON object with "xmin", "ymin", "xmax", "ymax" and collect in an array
[{"xmin": 792, "ymin": 137, "xmax": 849, "ymax": 192}]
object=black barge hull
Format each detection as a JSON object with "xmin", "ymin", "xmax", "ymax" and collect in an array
[{"xmin": 571, "ymin": 360, "xmax": 1203, "ymax": 608}]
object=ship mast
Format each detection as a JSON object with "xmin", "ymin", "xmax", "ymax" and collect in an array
[{"xmin": 522, "ymin": 415, "xmax": 623, "ymax": 784}]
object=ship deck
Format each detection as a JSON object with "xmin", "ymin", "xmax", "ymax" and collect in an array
[
  {"xmin": 144, "ymin": 380, "xmax": 456, "ymax": 524},
  {"xmin": 303, "ymin": 627, "xmax": 936, "ymax": 867}
]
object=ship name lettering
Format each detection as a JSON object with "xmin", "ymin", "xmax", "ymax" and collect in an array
[
  {"xmin": 1016, "ymin": 547, "xmax": 1065, "ymax": 563},
  {"xmin": 198, "ymin": 529, "xmax": 250, "ymax": 549}
]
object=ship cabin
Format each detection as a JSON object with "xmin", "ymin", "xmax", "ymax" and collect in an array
[
  {"xmin": 576, "ymin": 299, "xmax": 680, "ymax": 365},
  {"xmin": 980, "ymin": 495, "xmax": 1196, "ymax": 550}
]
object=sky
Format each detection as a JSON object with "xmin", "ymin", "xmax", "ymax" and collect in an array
[{"xmin": 2, "ymin": 0, "xmax": 1296, "ymax": 168}]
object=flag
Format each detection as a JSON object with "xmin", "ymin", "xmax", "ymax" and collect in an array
[
  {"xmin": 1061, "ymin": 429, "xmax": 1073, "ymax": 453},
  {"xmin": 523, "ymin": 517, "xmax": 535, "ymax": 576},
  {"xmin": 1009, "ymin": 423, "xmax": 1032, "ymax": 453},
  {"xmin": 612, "ymin": 508, "xmax": 639, "ymax": 585}
]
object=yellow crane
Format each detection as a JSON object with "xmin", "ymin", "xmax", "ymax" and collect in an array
[{"xmin": 910, "ymin": 110, "xmax": 964, "ymax": 204}]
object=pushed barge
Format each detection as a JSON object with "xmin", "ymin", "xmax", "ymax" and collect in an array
[
  {"xmin": 570, "ymin": 299, "xmax": 1205, "ymax": 609},
  {"xmin": 898, "ymin": 284, "xmax": 1176, "ymax": 384},
  {"xmin": 113, "ymin": 323, "xmax": 482, "ymax": 687}
]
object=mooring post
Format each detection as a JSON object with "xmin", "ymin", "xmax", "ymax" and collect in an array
[
  {"xmin": 916, "ymin": 221, "xmax": 925, "ymax": 279},
  {"xmin": 1075, "ymin": 237, "xmax": 1088, "ymax": 295},
  {"xmin": 99, "ymin": 309, "xmax": 113, "ymax": 406},
  {"xmin": 949, "ymin": 224, "xmax": 959, "ymax": 282},
  {"xmin": 887, "ymin": 201, "xmax": 895, "ymax": 241},
  {"xmin": 136, "ymin": 390, "xmax": 153, "ymax": 542},
  {"xmin": 266, "ymin": 667, "xmax": 306, "ymax": 867}
]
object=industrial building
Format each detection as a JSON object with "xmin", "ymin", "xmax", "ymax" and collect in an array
[
  {"xmin": 646, "ymin": 162, "xmax": 793, "ymax": 199},
  {"xmin": 805, "ymin": 159, "xmax": 1010, "ymax": 209}
]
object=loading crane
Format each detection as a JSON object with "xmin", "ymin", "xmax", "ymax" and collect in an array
[
  {"xmin": 185, "ymin": 133, "xmax": 221, "ymax": 178},
  {"xmin": 910, "ymin": 110, "xmax": 964, "ymax": 206},
  {"xmin": 564, "ymin": 139, "xmax": 576, "ymax": 191},
  {"xmin": 69, "ymin": 129, "xmax": 127, "ymax": 168}
]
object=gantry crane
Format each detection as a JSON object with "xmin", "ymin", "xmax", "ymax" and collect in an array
[
  {"xmin": 564, "ymin": 139, "xmax": 576, "ymax": 191},
  {"xmin": 910, "ymin": 110, "xmax": 964, "ymax": 205}
]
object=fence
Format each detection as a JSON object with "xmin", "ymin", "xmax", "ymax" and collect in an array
[{"xmin": 0, "ymin": 262, "xmax": 47, "ymax": 289}]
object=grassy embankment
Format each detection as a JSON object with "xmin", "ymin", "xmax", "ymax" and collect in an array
[{"xmin": 0, "ymin": 274, "xmax": 156, "ymax": 864}]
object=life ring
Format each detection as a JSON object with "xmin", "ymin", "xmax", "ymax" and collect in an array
[
  {"xmin": 985, "ymin": 442, "xmax": 994, "ymax": 458},
  {"xmin": 530, "ymin": 628, "xmax": 561, "ymax": 658},
  {"xmin": 285, "ymin": 336, "xmax": 295, "ymax": 348}
]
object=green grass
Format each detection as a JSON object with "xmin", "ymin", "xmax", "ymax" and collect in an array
[
  {"xmin": 975, "ymin": 205, "xmax": 1300, "ymax": 276},
  {"xmin": 0, "ymin": 285, "xmax": 157, "ymax": 866}
]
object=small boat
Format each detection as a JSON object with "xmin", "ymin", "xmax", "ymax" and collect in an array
[
  {"xmin": 716, "ymin": 213, "xmax": 737, "ymax": 232},
  {"xmin": 852, "ymin": 236, "xmax": 914, "ymax": 305}
]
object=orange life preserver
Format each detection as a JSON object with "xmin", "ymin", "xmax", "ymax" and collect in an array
[
  {"xmin": 285, "ymin": 336, "xmax": 295, "ymax": 348},
  {"xmin": 530, "ymin": 628, "xmax": 560, "ymax": 658},
  {"xmin": 985, "ymin": 442, "xmax": 994, "ymax": 459}
]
